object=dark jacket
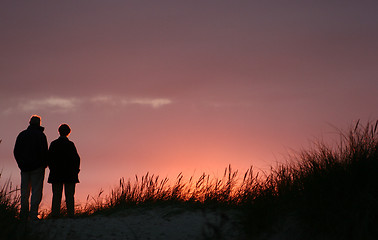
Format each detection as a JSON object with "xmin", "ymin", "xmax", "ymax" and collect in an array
[
  {"xmin": 14, "ymin": 125, "xmax": 48, "ymax": 172},
  {"xmin": 47, "ymin": 136, "xmax": 80, "ymax": 183}
]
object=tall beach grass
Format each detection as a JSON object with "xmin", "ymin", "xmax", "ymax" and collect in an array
[
  {"xmin": 79, "ymin": 120, "xmax": 378, "ymax": 238},
  {"xmin": 241, "ymin": 120, "xmax": 378, "ymax": 238},
  {"xmin": 0, "ymin": 173, "xmax": 22, "ymax": 239}
]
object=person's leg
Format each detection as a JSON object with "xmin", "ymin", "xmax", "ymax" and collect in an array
[
  {"xmin": 64, "ymin": 183, "xmax": 76, "ymax": 217},
  {"xmin": 20, "ymin": 171, "xmax": 31, "ymax": 219},
  {"xmin": 51, "ymin": 183, "xmax": 63, "ymax": 217},
  {"xmin": 30, "ymin": 167, "xmax": 45, "ymax": 219}
]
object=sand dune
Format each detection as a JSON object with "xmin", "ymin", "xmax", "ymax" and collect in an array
[{"xmin": 31, "ymin": 206, "xmax": 244, "ymax": 240}]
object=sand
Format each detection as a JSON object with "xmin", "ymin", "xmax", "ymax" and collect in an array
[{"xmin": 30, "ymin": 206, "xmax": 245, "ymax": 240}]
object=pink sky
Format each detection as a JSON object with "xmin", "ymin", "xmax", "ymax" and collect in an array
[{"xmin": 1, "ymin": 1, "xmax": 378, "ymax": 207}]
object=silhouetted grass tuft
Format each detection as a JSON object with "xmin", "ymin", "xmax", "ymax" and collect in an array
[
  {"xmin": 0, "ymin": 174, "xmax": 20, "ymax": 239},
  {"xmin": 242, "ymin": 120, "xmax": 378, "ymax": 239},
  {"xmin": 78, "ymin": 165, "xmax": 252, "ymax": 215}
]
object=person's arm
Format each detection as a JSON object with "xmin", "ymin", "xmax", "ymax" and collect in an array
[
  {"xmin": 41, "ymin": 134, "xmax": 48, "ymax": 168},
  {"xmin": 71, "ymin": 142, "xmax": 80, "ymax": 173},
  {"xmin": 13, "ymin": 134, "xmax": 23, "ymax": 168},
  {"xmin": 47, "ymin": 142, "xmax": 56, "ymax": 170}
]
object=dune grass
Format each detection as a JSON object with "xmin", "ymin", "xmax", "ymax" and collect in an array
[
  {"xmin": 2, "ymin": 120, "xmax": 378, "ymax": 239},
  {"xmin": 241, "ymin": 120, "xmax": 378, "ymax": 238},
  {"xmin": 81, "ymin": 166, "xmax": 246, "ymax": 210},
  {"xmin": 0, "ymin": 174, "xmax": 25, "ymax": 240},
  {"xmin": 78, "ymin": 120, "xmax": 378, "ymax": 238},
  {"xmin": 0, "ymin": 176, "xmax": 42, "ymax": 240},
  {"xmin": 0, "ymin": 176, "xmax": 18, "ymax": 234}
]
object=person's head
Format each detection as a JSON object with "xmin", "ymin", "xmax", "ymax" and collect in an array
[
  {"xmin": 29, "ymin": 115, "xmax": 41, "ymax": 126},
  {"xmin": 58, "ymin": 124, "xmax": 71, "ymax": 137}
]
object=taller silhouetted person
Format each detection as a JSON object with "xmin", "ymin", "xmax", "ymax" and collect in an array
[
  {"xmin": 14, "ymin": 115, "xmax": 48, "ymax": 220},
  {"xmin": 48, "ymin": 123, "xmax": 80, "ymax": 217}
]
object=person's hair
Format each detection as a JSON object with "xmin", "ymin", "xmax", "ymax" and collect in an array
[
  {"xmin": 58, "ymin": 124, "xmax": 71, "ymax": 137},
  {"xmin": 29, "ymin": 115, "xmax": 41, "ymax": 126}
]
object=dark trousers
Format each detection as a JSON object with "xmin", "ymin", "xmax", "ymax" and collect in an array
[
  {"xmin": 20, "ymin": 167, "xmax": 45, "ymax": 220},
  {"xmin": 51, "ymin": 183, "xmax": 76, "ymax": 217}
]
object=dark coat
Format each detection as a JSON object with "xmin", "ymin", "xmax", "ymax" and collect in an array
[
  {"xmin": 14, "ymin": 125, "xmax": 48, "ymax": 172},
  {"xmin": 47, "ymin": 136, "xmax": 80, "ymax": 183}
]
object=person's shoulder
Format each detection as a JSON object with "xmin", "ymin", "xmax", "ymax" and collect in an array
[
  {"xmin": 15, "ymin": 129, "xmax": 27, "ymax": 141},
  {"xmin": 17, "ymin": 127, "xmax": 33, "ymax": 137},
  {"xmin": 50, "ymin": 138, "xmax": 62, "ymax": 145},
  {"xmin": 18, "ymin": 128, "xmax": 28, "ymax": 135},
  {"xmin": 67, "ymin": 138, "xmax": 76, "ymax": 146},
  {"xmin": 55, "ymin": 136, "xmax": 73, "ymax": 144}
]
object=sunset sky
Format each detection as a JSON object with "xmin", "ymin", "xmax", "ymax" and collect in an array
[{"xmin": 1, "ymin": 1, "xmax": 378, "ymax": 207}]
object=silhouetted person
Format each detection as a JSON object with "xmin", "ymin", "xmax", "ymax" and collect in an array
[
  {"xmin": 14, "ymin": 115, "xmax": 48, "ymax": 220},
  {"xmin": 48, "ymin": 124, "xmax": 80, "ymax": 217}
]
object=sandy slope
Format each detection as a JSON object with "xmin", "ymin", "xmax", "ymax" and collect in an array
[{"xmin": 30, "ymin": 206, "xmax": 245, "ymax": 240}]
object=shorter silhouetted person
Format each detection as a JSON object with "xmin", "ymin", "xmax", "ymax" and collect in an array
[
  {"xmin": 48, "ymin": 124, "xmax": 80, "ymax": 217},
  {"xmin": 14, "ymin": 115, "xmax": 48, "ymax": 220}
]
